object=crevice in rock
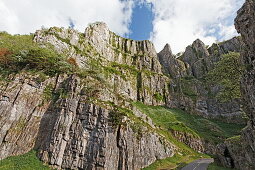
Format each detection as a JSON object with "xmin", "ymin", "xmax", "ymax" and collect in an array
[{"xmin": 224, "ymin": 147, "xmax": 235, "ymax": 168}]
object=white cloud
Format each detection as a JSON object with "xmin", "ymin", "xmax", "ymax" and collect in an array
[
  {"xmin": 0, "ymin": 0, "xmax": 245, "ymax": 54},
  {"xmin": 218, "ymin": 24, "xmax": 239, "ymax": 41},
  {"xmin": 147, "ymin": 0, "xmax": 245, "ymax": 53},
  {"xmin": 0, "ymin": 0, "xmax": 134, "ymax": 36}
]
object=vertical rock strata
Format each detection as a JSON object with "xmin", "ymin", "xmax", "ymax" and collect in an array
[
  {"xmin": 223, "ymin": 0, "xmax": 255, "ymax": 169},
  {"xmin": 0, "ymin": 4, "xmax": 253, "ymax": 168},
  {"xmin": 160, "ymin": 37, "xmax": 244, "ymax": 123},
  {"xmin": 0, "ymin": 23, "xmax": 176, "ymax": 169}
]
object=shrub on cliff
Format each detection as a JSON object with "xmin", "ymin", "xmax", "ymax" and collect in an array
[
  {"xmin": 206, "ymin": 52, "xmax": 244, "ymax": 102},
  {"xmin": 0, "ymin": 32, "xmax": 74, "ymax": 77}
]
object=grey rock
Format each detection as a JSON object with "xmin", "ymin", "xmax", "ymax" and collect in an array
[{"xmin": 158, "ymin": 44, "xmax": 187, "ymax": 78}]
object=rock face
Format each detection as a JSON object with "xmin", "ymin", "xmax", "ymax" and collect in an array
[
  {"xmin": 0, "ymin": 23, "xmax": 176, "ymax": 169},
  {"xmin": 34, "ymin": 23, "xmax": 169, "ymax": 107},
  {"xmin": 181, "ymin": 39, "xmax": 210, "ymax": 78},
  {"xmin": 0, "ymin": 74, "xmax": 53, "ymax": 160},
  {"xmin": 35, "ymin": 75, "xmax": 175, "ymax": 170},
  {"xmin": 161, "ymin": 37, "xmax": 244, "ymax": 123},
  {"xmin": 0, "ymin": 19, "xmax": 249, "ymax": 169},
  {"xmin": 0, "ymin": 73, "xmax": 175, "ymax": 169},
  {"xmin": 157, "ymin": 44, "xmax": 188, "ymax": 78},
  {"xmin": 171, "ymin": 130, "xmax": 204, "ymax": 153},
  {"xmin": 218, "ymin": 0, "xmax": 255, "ymax": 169}
]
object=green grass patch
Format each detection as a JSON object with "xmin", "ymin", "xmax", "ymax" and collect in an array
[
  {"xmin": 143, "ymin": 153, "xmax": 206, "ymax": 170},
  {"xmin": 208, "ymin": 163, "xmax": 233, "ymax": 170},
  {"xmin": 133, "ymin": 102, "xmax": 245, "ymax": 144},
  {"xmin": 0, "ymin": 150, "xmax": 51, "ymax": 170},
  {"xmin": 153, "ymin": 92, "xmax": 164, "ymax": 102}
]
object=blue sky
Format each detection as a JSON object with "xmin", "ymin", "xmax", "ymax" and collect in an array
[
  {"xmin": 0, "ymin": 0, "xmax": 245, "ymax": 53},
  {"xmin": 128, "ymin": 3, "xmax": 153, "ymax": 40},
  {"xmin": 128, "ymin": 0, "xmax": 244, "ymax": 53}
]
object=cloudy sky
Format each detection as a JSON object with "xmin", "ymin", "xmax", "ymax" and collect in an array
[{"xmin": 0, "ymin": 0, "xmax": 245, "ymax": 53}]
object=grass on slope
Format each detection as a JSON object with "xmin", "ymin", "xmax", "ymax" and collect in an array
[
  {"xmin": 208, "ymin": 163, "xmax": 233, "ymax": 170},
  {"xmin": 133, "ymin": 102, "xmax": 213, "ymax": 170},
  {"xmin": 143, "ymin": 153, "xmax": 206, "ymax": 170},
  {"xmin": 133, "ymin": 102, "xmax": 245, "ymax": 144},
  {"xmin": 0, "ymin": 150, "xmax": 51, "ymax": 170}
]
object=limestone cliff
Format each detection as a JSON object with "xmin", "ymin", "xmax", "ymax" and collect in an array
[
  {"xmin": 0, "ymin": 23, "xmax": 176, "ymax": 169},
  {"xmin": 0, "ymin": 16, "xmax": 249, "ymax": 169},
  {"xmin": 159, "ymin": 37, "xmax": 244, "ymax": 124},
  {"xmin": 218, "ymin": 0, "xmax": 255, "ymax": 169}
]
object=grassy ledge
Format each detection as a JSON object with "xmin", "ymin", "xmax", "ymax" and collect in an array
[
  {"xmin": 0, "ymin": 150, "xmax": 51, "ymax": 170},
  {"xmin": 133, "ymin": 102, "xmax": 245, "ymax": 144},
  {"xmin": 133, "ymin": 102, "xmax": 244, "ymax": 169}
]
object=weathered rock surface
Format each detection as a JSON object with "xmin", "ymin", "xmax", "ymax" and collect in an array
[
  {"xmin": 0, "ymin": 73, "xmax": 175, "ymax": 169},
  {"xmin": 180, "ymin": 39, "xmax": 210, "ymax": 78},
  {"xmin": 0, "ymin": 17, "xmax": 250, "ymax": 169},
  {"xmin": 0, "ymin": 23, "xmax": 178, "ymax": 169},
  {"xmin": 160, "ymin": 37, "xmax": 245, "ymax": 124},
  {"xmin": 35, "ymin": 75, "xmax": 175, "ymax": 170},
  {"xmin": 217, "ymin": 0, "xmax": 255, "ymax": 169},
  {"xmin": 157, "ymin": 44, "xmax": 188, "ymax": 78},
  {"xmin": 0, "ymin": 73, "xmax": 53, "ymax": 160},
  {"xmin": 34, "ymin": 23, "xmax": 169, "ymax": 107},
  {"xmin": 171, "ymin": 130, "xmax": 204, "ymax": 153}
]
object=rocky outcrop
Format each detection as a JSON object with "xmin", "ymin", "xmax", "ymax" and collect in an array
[
  {"xmin": 0, "ymin": 73, "xmax": 175, "ymax": 169},
  {"xmin": 218, "ymin": 0, "xmax": 255, "ymax": 169},
  {"xmin": 34, "ymin": 23, "xmax": 169, "ymax": 107},
  {"xmin": 180, "ymin": 39, "xmax": 210, "ymax": 78},
  {"xmin": 171, "ymin": 130, "xmax": 204, "ymax": 153},
  {"xmin": 35, "ymin": 75, "xmax": 175, "ymax": 170},
  {"xmin": 160, "ymin": 37, "xmax": 245, "ymax": 124},
  {"xmin": 157, "ymin": 44, "xmax": 188, "ymax": 78},
  {"xmin": 0, "ymin": 73, "xmax": 57, "ymax": 160}
]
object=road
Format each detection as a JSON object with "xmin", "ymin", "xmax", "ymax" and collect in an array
[{"xmin": 181, "ymin": 159, "xmax": 214, "ymax": 170}]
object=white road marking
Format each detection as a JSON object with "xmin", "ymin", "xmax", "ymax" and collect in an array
[{"xmin": 193, "ymin": 162, "xmax": 200, "ymax": 170}]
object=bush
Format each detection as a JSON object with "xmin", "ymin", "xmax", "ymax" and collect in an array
[
  {"xmin": 0, "ymin": 48, "xmax": 12, "ymax": 65},
  {"xmin": 109, "ymin": 109, "xmax": 126, "ymax": 127},
  {"xmin": 0, "ymin": 32, "xmax": 74, "ymax": 77},
  {"xmin": 206, "ymin": 52, "xmax": 243, "ymax": 102},
  {"xmin": 153, "ymin": 92, "xmax": 164, "ymax": 102}
]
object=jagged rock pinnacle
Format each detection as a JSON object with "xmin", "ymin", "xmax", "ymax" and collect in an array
[{"xmin": 161, "ymin": 43, "xmax": 173, "ymax": 55}]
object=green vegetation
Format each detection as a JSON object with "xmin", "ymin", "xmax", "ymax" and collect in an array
[
  {"xmin": 208, "ymin": 163, "xmax": 233, "ymax": 170},
  {"xmin": 206, "ymin": 52, "xmax": 243, "ymax": 102},
  {"xmin": 180, "ymin": 76, "xmax": 198, "ymax": 101},
  {"xmin": 0, "ymin": 32, "xmax": 75, "ymax": 78},
  {"xmin": 226, "ymin": 135, "xmax": 242, "ymax": 150},
  {"xmin": 133, "ymin": 102, "xmax": 209, "ymax": 169},
  {"xmin": 134, "ymin": 102, "xmax": 244, "ymax": 169},
  {"xmin": 43, "ymin": 84, "xmax": 55, "ymax": 101},
  {"xmin": 133, "ymin": 102, "xmax": 245, "ymax": 144},
  {"xmin": 0, "ymin": 150, "xmax": 51, "ymax": 170},
  {"xmin": 108, "ymin": 109, "xmax": 127, "ymax": 127},
  {"xmin": 143, "ymin": 153, "xmax": 205, "ymax": 170},
  {"xmin": 153, "ymin": 92, "xmax": 164, "ymax": 102}
]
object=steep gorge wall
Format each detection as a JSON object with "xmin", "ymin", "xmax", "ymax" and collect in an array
[
  {"xmin": 159, "ymin": 37, "xmax": 244, "ymax": 123},
  {"xmin": 218, "ymin": 0, "xmax": 255, "ymax": 169},
  {"xmin": 0, "ymin": 23, "xmax": 177, "ymax": 169},
  {"xmin": 211, "ymin": 1, "xmax": 255, "ymax": 169},
  {"xmin": 34, "ymin": 23, "xmax": 169, "ymax": 107},
  {"xmin": 0, "ymin": 73, "xmax": 175, "ymax": 169},
  {"xmin": 0, "ymin": 18, "xmax": 249, "ymax": 169}
]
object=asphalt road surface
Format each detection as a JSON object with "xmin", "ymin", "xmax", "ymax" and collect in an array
[{"xmin": 181, "ymin": 159, "xmax": 214, "ymax": 170}]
